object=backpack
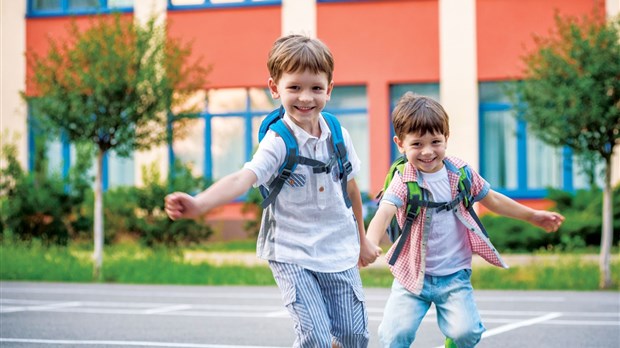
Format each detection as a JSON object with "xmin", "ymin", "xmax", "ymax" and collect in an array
[
  {"xmin": 257, "ymin": 106, "xmax": 352, "ymax": 209},
  {"xmin": 376, "ymin": 156, "xmax": 488, "ymax": 265}
]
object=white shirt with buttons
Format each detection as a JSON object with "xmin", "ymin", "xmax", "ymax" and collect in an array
[{"xmin": 243, "ymin": 112, "xmax": 361, "ymax": 272}]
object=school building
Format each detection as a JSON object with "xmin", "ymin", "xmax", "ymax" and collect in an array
[{"xmin": 2, "ymin": 0, "xmax": 619, "ymax": 238}]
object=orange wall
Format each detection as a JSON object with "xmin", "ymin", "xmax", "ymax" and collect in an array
[
  {"xmin": 25, "ymin": 14, "xmax": 134, "ymax": 95},
  {"xmin": 477, "ymin": 0, "xmax": 603, "ymax": 80},
  {"xmin": 167, "ymin": 6, "xmax": 281, "ymax": 89},
  {"xmin": 318, "ymin": 0, "xmax": 440, "ymax": 194}
]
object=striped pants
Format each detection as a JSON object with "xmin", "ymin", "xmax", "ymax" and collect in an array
[{"xmin": 269, "ymin": 261, "xmax": 370, "ymax": 348}]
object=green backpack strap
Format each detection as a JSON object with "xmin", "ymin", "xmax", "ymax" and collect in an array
[
  {"xmin": 388, "ymin": 180, "xmax": 422, "ymax": 265},
  {"xmin": 457, "ymin": 166, "xmax": 489, "ymax": 238}
]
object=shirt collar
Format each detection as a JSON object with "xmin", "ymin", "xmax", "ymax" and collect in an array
[{"xmin": 282, "ymin": 112, "xmax": 331, "ymax": 146}]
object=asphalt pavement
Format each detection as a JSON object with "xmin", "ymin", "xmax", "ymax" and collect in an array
[{"xmin": 1, "ymin": 281, "xmax": 619, "ymax": 348}]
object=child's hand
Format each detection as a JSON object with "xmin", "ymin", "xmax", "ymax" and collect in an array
[
  {"xmin": 359, "ymin": 237, "xmax": 382, "ymax": 267},
  {"xmin": 164, "ymin": 192, "xmax": 201, "ymax": 220},
  {"xmin": 530, "ymin": 210, "xmax": 565, "ymax": 232}
]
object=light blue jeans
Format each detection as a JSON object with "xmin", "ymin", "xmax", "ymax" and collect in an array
[{"xmin": 378, "ymin": 269, "xmax": 485, "ymax": 348}]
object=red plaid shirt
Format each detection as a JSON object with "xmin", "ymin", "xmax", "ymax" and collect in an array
[{"xmin": 381, "ymin": 156, "xmax": 508, "ymax": 294}]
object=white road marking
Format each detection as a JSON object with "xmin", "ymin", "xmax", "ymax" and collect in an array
[{"xmin": 0, "ymin": 338, "xmax": 288, "ymax": 348}]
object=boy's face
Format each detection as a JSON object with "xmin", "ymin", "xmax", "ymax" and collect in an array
[
  {"xmin": 395, "ymin": 131, "xmax": 448, "ymax": 173},
  {"xmin": 268, "ymin": 70, "xmax": 333, "ymax": 127}
]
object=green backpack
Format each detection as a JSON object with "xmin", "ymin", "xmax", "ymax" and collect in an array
[{"xmin": 376, "ymin": 156, "xmax": 488, "ymax": 265}]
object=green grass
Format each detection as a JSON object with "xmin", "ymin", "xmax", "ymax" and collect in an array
[{"xmin": 1, "ymin": 241, "xmax": 618, "ymax": 290}]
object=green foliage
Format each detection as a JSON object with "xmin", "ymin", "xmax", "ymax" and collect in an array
[
  {"xmin": 0, "ymin": 137, "xmax": 91, "ymax": 245},
  {"xmin": 96, "ymin": 161, "xmax": 214, "ymax": 247},
  {"xmin": 24, "ymin": 13, "xmax": 209, "ymax": 155},
  {"xmin": 483, "ymin": 185, "xmax": 620, "ymax": 252},
  {"xmin": 517, "ymin": 12, "xmax": 620, "ymax": 164}
]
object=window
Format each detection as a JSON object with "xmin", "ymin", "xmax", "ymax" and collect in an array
[
  {"xmin": 389, "ymin": 83, "xmax": 440, "ymax": 160},
  {"xmin": 168, "ymin": 0, "xmax": 280, "ymax": 10},
  {"xmin": 170, "ymin": 85, "xmax": 371, "ymax": 193},
  {"xmin": 28, "ymin": 0, "xmax": 133, "ymax": 17},
  {"xmin": 326, "ymin": 86, "xmax": 369, "ymax": 192},
  {"xmin": 479, "ymin": 81, "xmax": 600, "ymax": 198}
]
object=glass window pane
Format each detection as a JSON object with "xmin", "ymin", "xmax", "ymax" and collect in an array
[
  {"xmin": 338, "ymin": 113, "xmax": 369, "ymax": 193},
  {"xmin": 108, "ymin": 151, "xmax": 134, "ymax": 188},
  {"xmin": 33, "ymin": 0, "xmax": 61, "ymax": 11},
  {"xmin": 482, "ymin": 110, "xmax": 518, "ymax": 190},
  {"xmin": 108, "ymin": 0, "xmax": 134, "ymax": 7},
  {"xmin": 329, "ymin": 86, "xmax": 367, "ymax": 109},
  {"xmin": 173, "ymin": 118, "xmax": 205, "ymax": 177},
  {"xmin": 390, "ymin": 83, "xmax": 440, "ymax": 107},
  {"xmin": 207, "ymin": 88, "xmax": 248, "ymax": 114},
  {"xmin": 479, "ymin": 81, "xmax": 513, "ymax": 104},
  {"xmin": 46, "ymin": 138, "xmax": 63, "ymax": 176},
  {"xmin": 211, "ymin": 116, "xmax": 245, "ymax": 180},
  {"xmin": 68, "ymin": 0, "xmax": 99, "ymax": 10},
  {"xmin": 526, "ymin": 136, "xmax": 561, "ymax": 189},
  {"xmin": 170, "ymin": 0, "xmax": 204, "ymax": 5}
]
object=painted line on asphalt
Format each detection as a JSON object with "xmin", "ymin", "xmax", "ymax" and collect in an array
[
  {"xmin": 431, "ymin": 312, "xmax": 563, "ymax": 348},
  {"xmin": 0, "ymin": 338, "xmax": 288, "ymax": 348}
]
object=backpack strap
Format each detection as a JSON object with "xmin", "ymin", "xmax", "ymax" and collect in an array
[
  {"xmin": 260, "ymin": 119, "xmax": 300, "ymax": 208},
  {"xmin": 322, "ymin": 112, "xmax": 352, "ymax": 208},
  {"xmin": 258, "ymin": 108, "xmax": 352, "ymax": 208},
  {"xmin": 388, "ymin": 181, "xmax": 422, "ymax": 266}
]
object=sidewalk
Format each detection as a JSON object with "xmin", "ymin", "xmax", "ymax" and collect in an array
[{"xmin": 184, "ymin": 251, "xmax": 613, "ymax": 268}]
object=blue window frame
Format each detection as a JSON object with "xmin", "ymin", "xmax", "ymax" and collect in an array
[
  {"xmin": 168, "ymin": 0, "xmax": 280, "ymax": 11},
  {"xmin": 27, "ymin": 0, "xmax": 133, "ymax": 17}
]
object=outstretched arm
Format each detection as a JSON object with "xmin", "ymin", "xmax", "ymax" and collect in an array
[
  {"xmin": 165, "ymin": 168, "xmax": 258, "ymax": 220},
  {"xmin": 479, "ymin": 190, "xmax": 564, "ymax": 232}
]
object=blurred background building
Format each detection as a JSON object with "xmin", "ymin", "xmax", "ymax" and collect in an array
[{"xmin": 2, "ymin": 0, "xmax": 619, "ymax": 234}]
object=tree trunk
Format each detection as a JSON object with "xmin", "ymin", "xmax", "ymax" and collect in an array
[
  {"xmin": 93, "ymin": 150, "xmax": 104, "ymax": 281},
  {"xmin": 599, "ymin": 157, "xmax": 613, "ymax": 289}
]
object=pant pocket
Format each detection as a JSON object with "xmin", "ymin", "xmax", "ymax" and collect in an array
[
  {"xmin": 280, "ymin": 280, "xmax": 314, "ymax": 334},
  {"xmin": 351, "ymin": 284, "xmax": 369, "ymax": 335}
]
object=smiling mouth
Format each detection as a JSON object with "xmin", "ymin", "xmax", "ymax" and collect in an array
[
  {"xmin": 295, "ymin": 106, "xmax": 314, "ymax": 111},
  {"xmin": 418, "ymin": 158, "xmax": 435, "ymax": 163}
]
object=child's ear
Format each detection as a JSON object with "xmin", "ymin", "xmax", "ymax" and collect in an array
[
  {"xmin": 325, "ymin": 80, "xmax": 334, "ymax": 100},
  {"xmin": 393, "ymin": 135, "xmax": 404, "ymax": 153},
  {"xmin": 268, "ymin": 78, "xmax": 280, "ymax": 99}
]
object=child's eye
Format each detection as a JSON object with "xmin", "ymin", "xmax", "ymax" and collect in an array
[
  {"xmin": 287, "ymin": 86, "xmax": 300, "ymax": 91},
  {"xmin": 313, "ymin": 86, "xmax": 324, "ymax": 91}
]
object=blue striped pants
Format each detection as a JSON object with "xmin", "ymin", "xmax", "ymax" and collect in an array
[{"xmin": 269, "ymin": 261, "xmax": 370, "ymax": 348}]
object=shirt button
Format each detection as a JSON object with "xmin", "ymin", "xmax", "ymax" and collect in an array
[{"xmin": 319, "ymin": 186, "xmax": 324, "ymax": 192}]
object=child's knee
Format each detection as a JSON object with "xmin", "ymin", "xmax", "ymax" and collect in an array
[
  {"xmin": 447, "ymin": 323, "xmax": 484, "ymax": 348},
  {"xmin": 378, "ymin": 321, "xmax": 415, "ymax": 347}
]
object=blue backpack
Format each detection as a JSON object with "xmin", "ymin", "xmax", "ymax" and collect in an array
[
  {"xmin": 376, "ymin": 156, "xmax": 489, "ymax": 265},
  {"xmin": 257, "ymin": 106, "xmax": 352, "ymax": 209}
]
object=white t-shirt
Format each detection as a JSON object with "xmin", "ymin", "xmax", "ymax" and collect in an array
[
  {"xmin": 419, "ymin": 166, "xmax": 472, "ymax": 276},
  {"xmin": 243, "ymin": 112, "xmax": 361, "ymax": 272}
]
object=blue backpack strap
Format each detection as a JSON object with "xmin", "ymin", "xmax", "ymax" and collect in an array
[
  {"xmin": 260, "ymin": 119, "xmax": 299, "ymax": 208},
  {"xmin": 259, "ymin": 106, "xmax": 285, "ymax": 142},
  {"xmin": 322, "ymin": 112, "xmax": 352, "ymax": 208}
]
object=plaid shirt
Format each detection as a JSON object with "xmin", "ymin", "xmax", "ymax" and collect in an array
[{"xmin": 381, "ymin": 156, "xmax": 508, "ymax": 294}]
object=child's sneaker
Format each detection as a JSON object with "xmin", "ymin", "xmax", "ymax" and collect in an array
[{"xmin": 445, "ymin": 337, "xmax": 457, "ymax": 348}]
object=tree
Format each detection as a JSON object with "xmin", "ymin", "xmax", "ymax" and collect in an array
[
  {"xmin": 517, "ymin": 11, "xmax": 620, "ymax": 288},
  {"xmin": 24, "ymin": 13, "xmax": 209, "ymax": 280}
]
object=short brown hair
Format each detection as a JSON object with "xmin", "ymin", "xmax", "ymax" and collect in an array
[
  {"xmin": 267, "ymin": 34, "xmax": 334, "ymax": 83},
  {"xmin": 391, "ymin": 92, "xmax": 450, "ymax": 140}
]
